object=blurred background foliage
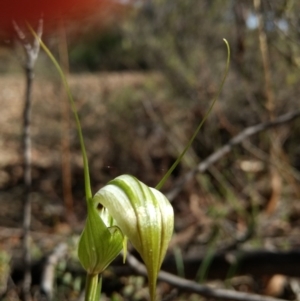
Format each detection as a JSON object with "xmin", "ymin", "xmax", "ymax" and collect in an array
[{"xmin": 2, "ymin": 0, "xmax": 300, "ymax": 300}]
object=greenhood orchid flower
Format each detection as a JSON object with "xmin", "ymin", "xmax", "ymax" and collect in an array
[
  {"xmin": 77, "ymin": 174, "xmax": 174, "ymax": 301},
  {"xmin": 93, "ymin": 174, "xmax": 174, "ymax": 300}
]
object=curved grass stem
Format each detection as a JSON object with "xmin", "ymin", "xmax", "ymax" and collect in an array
[
  {"xmin": 27, "ymin": 24, "xmax": 92, "ymax": 202},
  {"xmin": 156, "ymin": 39, "xmax": 231, "ymax": 191}
]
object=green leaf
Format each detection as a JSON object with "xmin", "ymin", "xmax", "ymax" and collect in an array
[
  {"xmin": 93, "ymin": 174, "xmax": 174, "ymax": 301},
  {"xmin": 78, "ymin": 203, "xmax": 123, "ymax": 275}
]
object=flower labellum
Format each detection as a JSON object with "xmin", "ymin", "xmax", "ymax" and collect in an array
[
  {"xmin": 93, "ymin": 174, "xmax": 174, "ymax": 301},
  {"xmin": 78, "ymin": 202, "xmax": 123, "ymax": 275}
]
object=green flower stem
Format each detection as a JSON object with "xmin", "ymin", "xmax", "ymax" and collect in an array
[
  {"xmin": 85, "ymin": 274, "xmax": 102, "ymax": 301},
  {"xmin": 27, "ymin": 24, "xmax": 92, "ymax": 202}
]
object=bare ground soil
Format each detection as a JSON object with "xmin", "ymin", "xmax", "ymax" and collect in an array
[
  {"xmin": 0, "ymin": 72, "xmax": 160, "ymax": 250},
  {"xmin": 1, "ymin": 72, "xmax": 300, "ymax": 300}
]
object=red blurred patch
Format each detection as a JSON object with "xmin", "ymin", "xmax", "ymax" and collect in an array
[{"xmin": 0, "ymin": 0, "xmax": 124, "ymax": 33}]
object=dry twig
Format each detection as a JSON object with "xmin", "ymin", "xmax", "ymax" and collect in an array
[
  {"xmin": 126, "ymin": 253, "xmax": 288, "ymax": 301},
  {"xmin": 40, "ymin": 243, "xmax": 68, "ymax": 300},
  {"xmin": 13, "ymin": 19, "xmax": 43, "ymax": 301},
  {"xmin": 166, "ymin": 110, "xmax": 300, "ymax": 201}
]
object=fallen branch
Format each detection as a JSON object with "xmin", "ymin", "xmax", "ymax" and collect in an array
[
  {"xmin": 10, "ymin": 247, "xmax": 300, "ymax": 299},
  {"xmin": 126, "ymin": 253, "xmax": 288, "ymax": 301},
  {"xmin": 111, "ymin": 249, "xmax": 300, "ymax": 281},
  {"xmin": 166, "ymin": 110, "xmax": 300, "ymax": 201},
  {"xmin": 40, "ymin": 243, "xmax": 68, "ymax": 300}
]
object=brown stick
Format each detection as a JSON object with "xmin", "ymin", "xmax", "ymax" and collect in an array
[
  {"xmin": 13, "ymin": 19, "xmax": 43, "ymax": 301},
  {"xmin": 166, "ymin": 110, "xmax": 300, "ymax": 201},
  {"xmin": 126, "ymin": 253, "xmax": 289, "ymax": 301},
  {"xmin": 253, "ymin": 0, "xmax": 282, "ymax": 215},
  {"xmin": 40, "ymin": 243, "xmax": 68, "ymax": 300}
]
